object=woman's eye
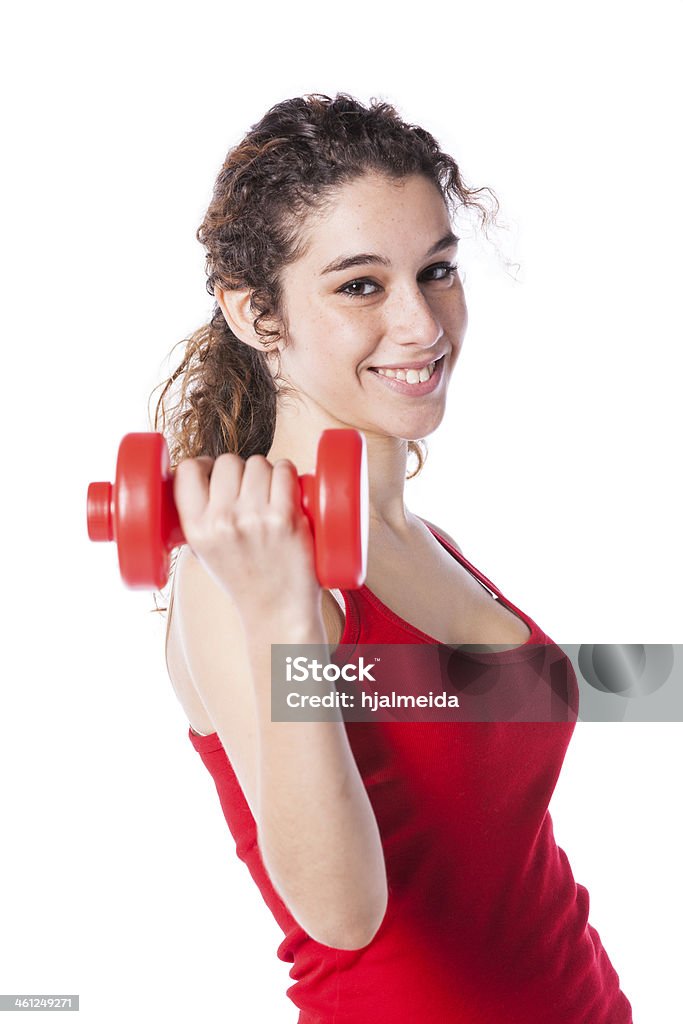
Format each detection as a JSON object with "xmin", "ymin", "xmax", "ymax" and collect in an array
[
  {"xmin": 340, "ymin": 279, "xmax": 376, "ymax": 298},
  {"xmin": 338, "ymin": 262, "xmax": 459, "ymax": 300}
]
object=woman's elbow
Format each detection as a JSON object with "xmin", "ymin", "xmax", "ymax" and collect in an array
[{"xmin": 312, "ymin": 897, "xmax": 389, "ymax": 951}]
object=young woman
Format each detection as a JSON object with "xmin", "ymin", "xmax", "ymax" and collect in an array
[{"xmin": 152, "ymin": 92, "xmax": 633, "ymax": 1022}]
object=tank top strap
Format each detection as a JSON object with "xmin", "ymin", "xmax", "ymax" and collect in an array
[{"xmin": 418, "ymin": 517, "xmax": 502, "ymax": 599}]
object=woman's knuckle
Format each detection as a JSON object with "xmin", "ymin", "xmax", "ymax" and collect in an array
[
  {"xmin": 265, "ymin": 510, "xmax": 290, "ymax": 532},
  {"xmin": 208, "ymin": 510, "xmax": 236, "ymax": 536},
  {"xmin": 216, "ymin": 451, "xmax": 240, "ymax": 465},
  {"xmin": 234, "ymin": 510, "xmax": 262, "ymax": 534}
]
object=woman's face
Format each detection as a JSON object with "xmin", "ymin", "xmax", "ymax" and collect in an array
[{"xmin": 273, "ymin": 171, "xmax": 468, "ymax": 442}]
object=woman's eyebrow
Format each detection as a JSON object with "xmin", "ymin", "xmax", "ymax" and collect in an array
[{"xmin": 319, "ymin": 230, "xmax": 459, "ymax": 276}]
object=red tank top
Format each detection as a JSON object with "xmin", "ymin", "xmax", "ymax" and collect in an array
[{"xmin": 188, "ymin": 522, "xmax": 633, "ymax": 1023}]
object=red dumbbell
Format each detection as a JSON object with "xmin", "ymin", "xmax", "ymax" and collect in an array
[{"xmin": 87, "ymin": 429, "xmax": 368, "ymax": 591}]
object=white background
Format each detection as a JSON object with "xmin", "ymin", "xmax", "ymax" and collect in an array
[{"xmin": 1, "ymin": 1, "xmax": 681, "ymax": 1020}]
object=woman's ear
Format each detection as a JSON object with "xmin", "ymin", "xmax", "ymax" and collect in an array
[
  {"xmin": 215, "ymin": 285, "xmax": 261, "ymax": 348},
  {"xmin": 215, "ymin": 285, "xmax": 285, "ymax": 373}
]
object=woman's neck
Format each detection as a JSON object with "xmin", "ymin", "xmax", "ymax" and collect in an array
[{"xmin": 266, "ymin": 420, "xmax": 411, "ymax": 532}]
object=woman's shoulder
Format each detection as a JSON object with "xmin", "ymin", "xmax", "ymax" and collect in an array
[{"xmin": 414, "ymin": 515, "xmax": 463, "ymax": 554}]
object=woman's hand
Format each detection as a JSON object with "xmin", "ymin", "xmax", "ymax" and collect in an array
[{"xmin": 173, "ymin": 453, "xmax": 322, "ymax": 625}]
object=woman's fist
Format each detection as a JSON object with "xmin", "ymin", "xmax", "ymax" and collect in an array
[{"xmin": 173, "ymin": 453, "xmax": 322, "ymax": 623}]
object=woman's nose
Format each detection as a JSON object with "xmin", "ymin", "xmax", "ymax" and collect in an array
[{"xmin": 386, "ymin": 285, "xmax": 444, "ymax": 348}]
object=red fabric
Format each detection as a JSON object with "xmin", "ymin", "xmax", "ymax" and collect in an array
[{"xmin": 188, "ymin": 523, "xmax": 633, "ymax": 1023}]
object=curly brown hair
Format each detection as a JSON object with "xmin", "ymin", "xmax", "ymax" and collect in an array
[{"xmin": 148, "ymin": 91, "xmax": 502, "ymax": 614}]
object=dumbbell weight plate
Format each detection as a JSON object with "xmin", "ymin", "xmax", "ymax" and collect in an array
[
  {"xmin": 115, "ymin": 432, "xmax": 172, "ymax": 590},
  {"xmin": 311, "ymin": 429, "xmax": 368, "ymax": 590}
]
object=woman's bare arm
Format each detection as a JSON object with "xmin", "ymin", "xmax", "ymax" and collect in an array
[{"xmin": 176, "ymin": 548, "xmax": 388, "ymax": 951}]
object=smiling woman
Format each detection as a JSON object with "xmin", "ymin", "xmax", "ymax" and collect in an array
[
  {"xmin": 146, "ymin": 92, "xmax": 634, "ymax": 1024},
  {"xmin": 210, "ymin": 170, "xmax": 469, "ymax": 462}
]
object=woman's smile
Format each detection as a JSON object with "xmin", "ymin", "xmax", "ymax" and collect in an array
[{"xmin": 366, "ymin": 353, "xmax": 446, "ymax": 396}]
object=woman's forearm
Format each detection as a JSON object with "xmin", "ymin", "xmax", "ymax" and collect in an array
[{"xmin": 242, "ymin": 613, "xmax": 388, "ymax": 951}]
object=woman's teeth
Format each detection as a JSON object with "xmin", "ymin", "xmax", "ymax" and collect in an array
[{"xmin": 374, "ymin": 359, "xmax": 438, "ymax": 384}]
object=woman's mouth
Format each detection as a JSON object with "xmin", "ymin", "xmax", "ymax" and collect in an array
[{"xmin": 368, "ymin": 354, "xmax": 445, "ymax": 396}]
